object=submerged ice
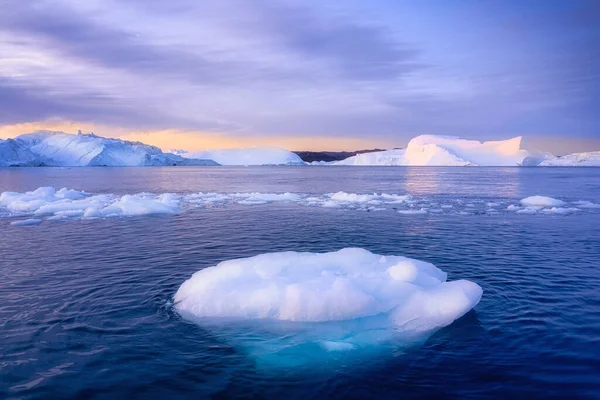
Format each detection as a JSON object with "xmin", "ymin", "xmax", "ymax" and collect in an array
[{"xmin": 173, "ymin": 248, "xmax": 482, "ymax": 366}]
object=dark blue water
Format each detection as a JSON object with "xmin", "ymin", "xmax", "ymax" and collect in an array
[{"xmin": 1, "ymin": 167, "xmax": 600, "ymax": 399}]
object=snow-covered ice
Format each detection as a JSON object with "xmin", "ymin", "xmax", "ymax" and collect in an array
[
  {"xmin": 572, "ymin": 200, "xmax": 600, "ymax": 209},
  {"xmin": 0, "ymin": 131, "xmax": 217, "ymax": 167},
  {"xmin": 173, "ymin": 248, "xmax": 482, "ymax": 365},
  {"xmin": 1, "ymin": 187, "xmax": 181, "ymax": 222},
  {"xmin": 541, "ymin": 207, "xmax": 580, "ymax": 215},
  {"xmin": 520, "ymin": 196, "xmax": 566, "ymax": 207},
  {"xmin": 331, "ymin": 135, "xmax": 551, "ymax": 166},
  {"xmin": 398, "ymin": 208, "xmax": 428, "ymax": 215},
  {"xmin": 174, "ymin": 146, "xmax": 304, "ymax": 166},
  {"xmin": 2, "ymin": 187, "xmax": 597, "ymax": 224},
  {"xmin": 538, "ymin": 151, "xmax": 600, "ymax": 167}
]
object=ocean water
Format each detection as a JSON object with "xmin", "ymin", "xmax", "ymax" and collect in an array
[{"xmin": 1, "ymin": 166, "xmax": 599, "ymax": 399}]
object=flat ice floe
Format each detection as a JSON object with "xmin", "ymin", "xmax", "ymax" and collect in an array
[
  {"xmin": 520, "ymin": 195, "xmax": 566, "ymax": 207},
  {"xmin": 1, "ymin": 187, "xmax": 598, "ymax": 224},
  {"xmin": 174, "ymin": 248, "xmax": 482, "ymax": 367}
]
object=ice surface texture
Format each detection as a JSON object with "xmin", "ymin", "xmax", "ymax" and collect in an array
[
  {"xmin": 174, "ymin": 248, "xmax": 482, "ymax": 325},
  {"xmin": 173, "ymin": 248, "xmax": 482, "ymax": 366},
  {"xmin": 175, "ymin": 146, "xmax": 304, "ymax": 166},
  {"xmin": 539, "ymin": 151, "xmax": 600, "ymax": 166},
  {"xmin": 0, "ymin": 131, "xmax": 217, "ymax": 167},
  {"xmin": 332, "ymin": 135, "xmax": 552, "ymax": 166}
]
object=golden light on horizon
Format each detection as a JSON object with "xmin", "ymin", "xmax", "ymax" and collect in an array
[
  {"xmin": 1, "ymin": 120, "xmax": 599, "ymax": 155},
  {"xmin": 0, "ymin": 120, "xmax": 395, "ymax": 152}
]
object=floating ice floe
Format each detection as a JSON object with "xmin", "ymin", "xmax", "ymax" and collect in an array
[
  {"xmin": 520, "ymin": 195, "xmax": 566, "ymax": 207},
  {"xmin": 398, "ymin": 208, "xmax": 428, "ymax": 215},
  {"xmin": 572, "ymin": 200, "xmax": 600, "ymax": 209},
  {"xmin": 10, "ymin": 218, "xmax": 42, "ymax": 226},
  {"xmin": 1, "ymin": 187, "xmax": 597, "ymax": 225},
  {"xmin": 174, "ymin": 248, "xmax": 482, "ymax": 367}
]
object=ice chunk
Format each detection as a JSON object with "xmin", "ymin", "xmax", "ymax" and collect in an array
[
  {"xmin": 520, "ymin": 196, "xmax": 565, "ymax": 207},
  {"xmin": 541, "ymin": 207, "xmax": 580, "ymax": 215},
  {"xmin": 10, "ymin": 218, "xmax": 42, "ymax": 226},
  {"xmin": 572, "ymin": 200, "xmax": 600, "ymax": 209},
  {"xmin": 516, "ymin": 208, "xmax": 540, "ymax": 215},
  {"xmin": 398, "ymin": 208, "xmax": 428, "ymax": 215},
  {"xmin": 234, "ymin": 192, "xmax": 302, "ymax": 203},
  {"xmin": 174, "ymin": 248, "xmax": 481, "ymax": 365},
  {"xmin": 329, "ymin": 192, "xmax": 412, "ymax": 204},
  {"xmin": 0, "ymin": 187, "xmax": 180, "ymax": 220},
  {"xmin": 107, "ymin": 193, "xmax": 180, "ymax": 216}
]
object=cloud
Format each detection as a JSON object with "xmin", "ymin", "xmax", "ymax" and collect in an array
[{"xmin": 0, "ymin": 0, "xmax": 598, "ymax": 148}]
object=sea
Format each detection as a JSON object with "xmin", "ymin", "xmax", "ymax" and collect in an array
[{"xmin": 1, "ymin": 166, "xmax": 599, "ymax": 399}]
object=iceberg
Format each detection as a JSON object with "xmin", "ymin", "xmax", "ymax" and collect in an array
[
  {"xmin": 174, "ymin": 248, "xmax": 482, "ymax": 366},
  {"xmin": 538, "ymin": 151, "xmax": 600, "ymax": 167},
  {"xmin": 333, "ymin": 135, "xmax": 546, "ymax": 166},
  {"xmin": 174, "ymin": 146, "xmax": 304, "ymax": 166},
  {"xmin": 0, "ymin": 131, "xmax": 218, "ymax": 167},
  {"xmin": 334, "ymin": 149, "xmax": 407, "ymax": 166}
]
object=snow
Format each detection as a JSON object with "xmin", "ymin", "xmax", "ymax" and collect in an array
[
  {"xmin": 0, "ymin": 131, "xmax": 218, "ymax": 167},
  {"xmin": 175, "ymin": 146, "xmax": 304, "ymax": 166},
  {"xmin": 520, "ymin": 196, "xmax": 566, "ymax": 207},
  {"xmin": 538, "ymin": 151, "xmax": 600, "ymax": 167},
  {"xmin": 333, "ymin": 135, "xmax": 549, "ymax": 166},
  {"xmin": 173, "ymin": 248, "xmax": 482, "ymax": 364}
]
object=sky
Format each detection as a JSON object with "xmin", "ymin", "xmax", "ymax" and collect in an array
[{"xmin": 0, "ymin": 0, "xmax": 599, "ymax": 153}]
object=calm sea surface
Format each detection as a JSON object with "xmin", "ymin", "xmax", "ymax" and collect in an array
[{"xmin": 1, "ymin": 167, "xmax": 599, "ymax": 399}]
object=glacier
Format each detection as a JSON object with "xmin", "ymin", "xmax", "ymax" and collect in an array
[
  {"xmin": 173, "ymin": 248, "xmax": 482, "ymax": 367},
  {"xmin": 173, "ymin": 146, "xmax": 304, "ymax": 166},
  {"xmin": 0, "ymin": 131, "xmax": 217, "ymax": 167},
  {"xmin": 332, "ymin": 135, "xmax": 550, "ymax": 166}
]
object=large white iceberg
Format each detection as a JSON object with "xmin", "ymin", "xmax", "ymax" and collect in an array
[
  {"xmin": 333, "ymin": 135, "xmax": 547, "ymax": 166},
  {"xmin": 174, "ymin": 248, "xmax": 482, "ymax": 366},
  {"xmin": 0, "ymin": 131, "xmax": 218, "ymax": 167},
  {"xmin": 538, "ymin": 151, "xmax": 600, "ymax": 167},
  {"xmin": 174, "ymin": 146, "xmax": 304, "ymax": 166}
]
